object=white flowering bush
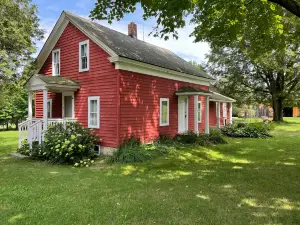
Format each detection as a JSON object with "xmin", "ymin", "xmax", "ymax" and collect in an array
[
  {"xmin": 18, "ymin": 122, "xmax": 100, "ymax": 165},
  {"xmin": 42, "ymin": 122, "xmax": 100, "ymax": 164}
]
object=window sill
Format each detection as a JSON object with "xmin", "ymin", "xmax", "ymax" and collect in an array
[
  {"xmin": 79, "ymin": 69, "xmax": 89, "ymax": 72},
  {"xmin": 159, "ymin": 124, "xmax": 169, "ymax": 127}
]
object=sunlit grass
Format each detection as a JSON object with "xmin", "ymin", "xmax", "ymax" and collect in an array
[{"xmin": 1, "ymin": 118, "xmax": 300, "ymax": 224}]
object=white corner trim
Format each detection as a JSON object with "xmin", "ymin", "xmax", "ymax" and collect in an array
[
  {"xmin": 159, "ymin": 98, "xmax": 169, "ymax": 126},
  {"xmin": 109, "ymin": 56, "xmax": 213, "ymax": 86}
]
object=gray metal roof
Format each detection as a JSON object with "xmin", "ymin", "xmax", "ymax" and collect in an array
[{"xmin": 64, "ymin": 11, "xmax": 213, "ymax": 80}]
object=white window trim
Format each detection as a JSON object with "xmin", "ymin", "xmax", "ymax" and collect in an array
[
  {"xmin": 79, "ymin": 40, "xmax": 90, "ymax": 72},
  {"xmin": 88, "ymin": 96, "xmax": 100, "ymax": 128},
  {"xmin": 52, "ymin": 49, "xmax": 60, "ymax": 76},
  {"xmin": 47, "ymin": 99, "xmax": 52, "ymax": 118},
  {"xmin": 197, "ymin": 101, "xmax": 202, "ymax": 123},
  {"xmin": 160, "ymin": 98, "xmax": 169, "ymax": 126}
]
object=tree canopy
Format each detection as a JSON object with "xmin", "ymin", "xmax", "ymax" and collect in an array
[
  {"xmin": 90, "ymin": 0, "xmax": 300, "ymax": 53},
  {"xmin": 0, "ymin": 0, "xmax": 43, "ymax": 84}
]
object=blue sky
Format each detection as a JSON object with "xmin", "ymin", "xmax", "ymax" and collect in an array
[{"xmin": 32, "ymin": 0, "xmax": 210, "ymax": 63}]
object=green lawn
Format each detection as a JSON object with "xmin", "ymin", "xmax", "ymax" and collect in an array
[{"xmin": 1, "ymin": 118, "xmax": 300, "ymax": 224}]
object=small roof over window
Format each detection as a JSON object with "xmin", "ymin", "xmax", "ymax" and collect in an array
[
  {"xmin": 25, "ymin": 74, "xmax": 80, "ymax": 92},
  {"xmin": 175, "ymin": 86, "xmax": 212, "ymax": 96}
]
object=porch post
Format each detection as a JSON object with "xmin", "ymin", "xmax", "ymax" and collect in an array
[
  {"xmin": 194, "ymin": 95, "xmax": 199, "ymax": 134},
  {"xmin": 43, "ymin": 89, "xmax": 48, "ymax": 131},
  {"xmin": 28, "ymin": 91, "xmax": 33, "ymax": 120},
  {"xmin": 216, "ymin": 102, "xmax": 220, "ymax": 129},
  {"xmin": 205, "ymin": 96, "xmax": 210, "ymax": 134},
  {"xmin": 229, "ymin": 102, "xmax": 233, "ymax": 124}
]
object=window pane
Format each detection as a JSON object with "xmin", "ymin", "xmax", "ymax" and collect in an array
[
  {"xmin": 81, "ymin": 56, "xmax": 87, "ymax": 69},
  {"xmin": 90, "ymin": 113, "xmax": 97, "ymax": 126},
  {"xmin": 161, "ymin": 101, "xmax": 168, "ymax": 124},
  {"xmin": 90, "ymin": 100, "xmax": 97, "ymax": 112},
  {"xmin": 198, "ymin": 102, "xmax": 201, "ymax": 110},
  {"xmin": 81, "ymin": 44, "xmax": 87, "ymax": 57},
  {"xmin": 198, "ymin": 111, "xmax": 201, "ymax": 122},
  {"xmin": 55, "ymin": 63, "xmax": 59, "ymax": 75}
]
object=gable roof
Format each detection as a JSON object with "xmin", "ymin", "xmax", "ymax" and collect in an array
[
  {"xmin": 64, "ymin": 11, "xmax": 212, "ymax": 80},
  {"xmin": 36, "ymin": 11, "xmax": 213, "ymax": 81}
]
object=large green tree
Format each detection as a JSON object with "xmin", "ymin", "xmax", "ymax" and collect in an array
[{"xmin": 0, "ymin": 0, "xmax": 43, "ymax": 84}]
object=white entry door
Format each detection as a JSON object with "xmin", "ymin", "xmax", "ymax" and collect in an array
[
  {"xmin": 62, "ymin": 93, "xmax": 74, "ymax": 118},
  {"xmin": 178, "ymin": 97, "xmax": 188, "ymax": 133}
]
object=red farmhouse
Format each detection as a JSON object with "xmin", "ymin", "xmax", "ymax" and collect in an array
[{"xmin": 20, "ymin": 11, "xmax": 235, "ymax": 154}]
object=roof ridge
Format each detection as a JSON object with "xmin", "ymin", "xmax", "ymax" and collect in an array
[
  {"xmin": 62, "ymin": 10, "xmax": 214, "ymax": 80},
  {"xmin": 64, "ymin": 11, "xmax": 180, "ymax": 55}
]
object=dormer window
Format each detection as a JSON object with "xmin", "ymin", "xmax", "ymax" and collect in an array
[
  {"xmin": 79, "ymin": 40, "xmax": 89, "ymax": 72},
  {"xmin": 52, "ymin": 49, "xmax": 60, "ymax": 76}
]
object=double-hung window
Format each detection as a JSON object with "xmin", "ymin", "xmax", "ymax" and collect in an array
[
  {"xmin": 88, "ymin": 96, "xmax": 100, "ymax": 128},
  {"xmin": 197, "ymin": 101, "xmax": 202, "ymax": 123},
  {"xmin": 79, "ymin": 40, "xmax": 89, "ymax": 72},
  {"xmin": 52, "ymin": 49, "xmax": 60, "ymax": 76},
  {"xmin": 160, "ymin": 98, "xmax": 169, "ymax": 126}
]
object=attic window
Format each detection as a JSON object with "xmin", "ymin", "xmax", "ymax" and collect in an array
[
  {"xmin": 52, "ymin": 49, "xmax": 60, "ymax": 76},
  {"xmin": 79, "ymin": 40, "xmax": 89, "ymax": 72}
]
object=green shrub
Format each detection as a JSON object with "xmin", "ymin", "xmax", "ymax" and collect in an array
[
  {"xmin": 43, "ymin": 122, "xmax": 100, "ymax": 164},
  {"xmin": 221, "ymin": 122, "xmax": 272, "ymax": 138},
  {"xmin": 174, "ymin": 131, "xmax": 199, "ymax": 144},
  {"xmin": 18, "ymin": 122, "xmax": 100, "ymax": 165},
  {"xmin": 174, "ymin": 129, "xmax": 227, "ymax": 146},
  {"xmin": 107, "ymin": 137, "xmax": 169, "ymax": 164}
]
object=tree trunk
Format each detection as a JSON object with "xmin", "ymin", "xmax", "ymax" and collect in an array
[
  {"xmin": 272, "ymin": 97, "xmax": 284, "ymax": 121},
  {"xmin": 6, "ymin": 121, "xmax": 9, "ymax": 130}
]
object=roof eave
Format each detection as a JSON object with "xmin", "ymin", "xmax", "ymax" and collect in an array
[
  {"xmin": 176, "ymin": 92, "xmax": 212, "ymax": 96},
  {"xmin": 109, "ymin": 56, "xmax": 215, "ymax": 85}
]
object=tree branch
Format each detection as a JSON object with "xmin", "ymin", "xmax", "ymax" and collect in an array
[{"xmin": 268, "ymin": 0, "xmax": 300, "ymax": 18}]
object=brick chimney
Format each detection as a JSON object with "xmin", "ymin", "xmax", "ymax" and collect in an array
[{"xmin": 128, "ymin": 22, "xmax": 137, "ymax": 39}]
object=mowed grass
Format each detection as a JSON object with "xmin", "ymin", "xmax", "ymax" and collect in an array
[{"xmin": 1, "ymin": 118, "xmax": 300, "ymax": 224}]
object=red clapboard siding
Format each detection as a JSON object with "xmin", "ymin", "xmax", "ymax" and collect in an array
[
  {"xmin": 37, "ymin": 23, "xmax": 119, "ymax": 147},
  {"xmin": 118, "ymin": 70, "xmax": 209, "ymax": 143}
]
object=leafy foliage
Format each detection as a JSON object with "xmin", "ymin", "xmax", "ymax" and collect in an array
[
  {"xmin": 18, "ymin": 122, "xmax": 100, "ymax": 165},
  {"xmin": 0, "ymin": 0, "xmax": 43, "ymax": 83},
  {"xmin": 221, "ymin": 123, "xmax": 273, "ymax": 138},
  {"xmin": 91, "ymin": 0, "xmax": 300, "ymax": 52},
  {"xmin": 106, "ymin": 137, "xmax": 168, "ymax": 164},
  {"xmin": 0, "ymin": 62, "xmax": 36, "ymax": 130}
]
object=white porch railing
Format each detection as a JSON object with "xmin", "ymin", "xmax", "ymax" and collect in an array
[{"xmin": 18, "ymin": 118, "xmax": 76, "ymax": 148}]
